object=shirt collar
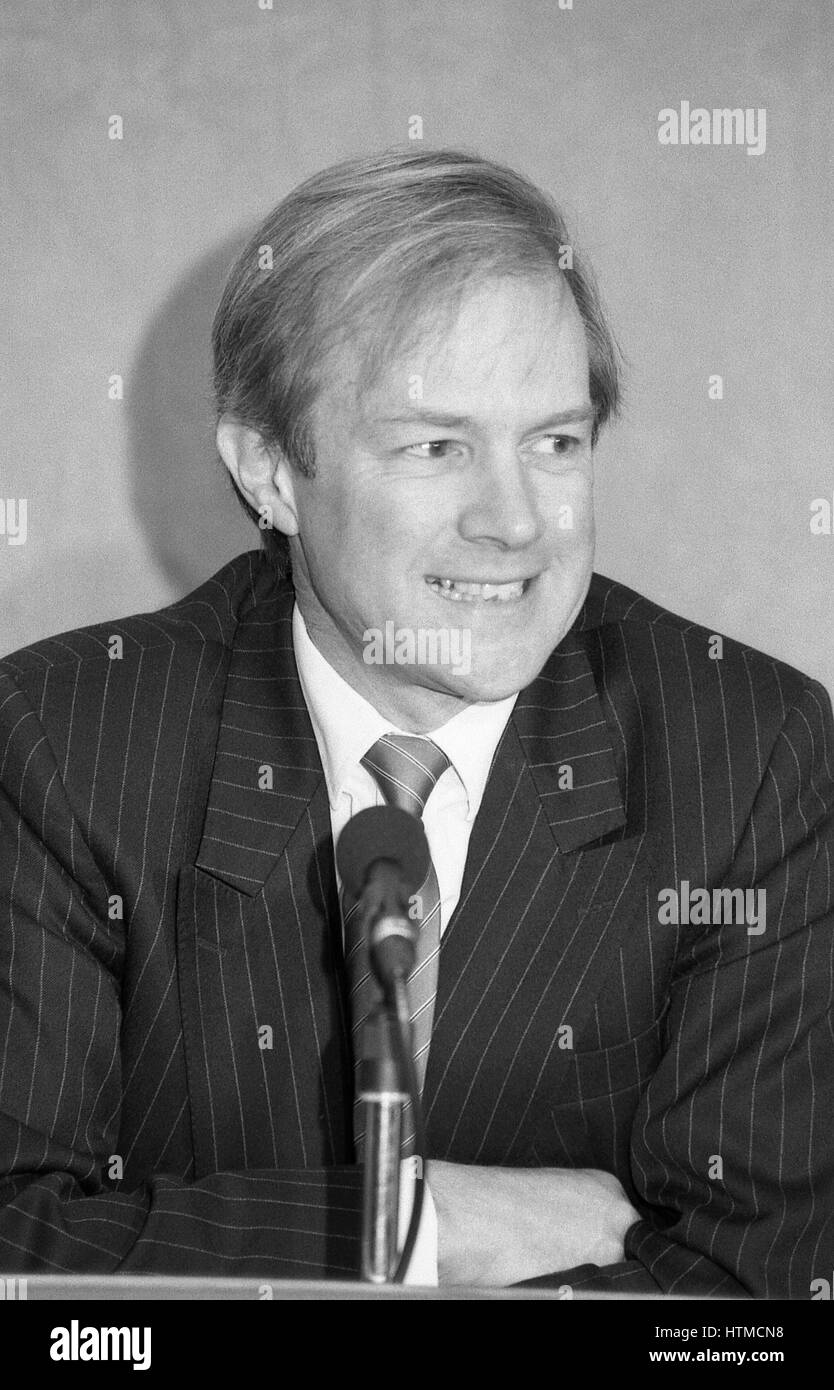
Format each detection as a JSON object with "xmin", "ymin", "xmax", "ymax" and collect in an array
[{"xmin": 292, "ymin": 604, "xmax": 517, "ymax": 822}]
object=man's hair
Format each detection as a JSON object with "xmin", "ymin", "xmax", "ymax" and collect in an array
[{"xmin": 212, "ymin": 147, "xmax": 621, "ymax": 576}]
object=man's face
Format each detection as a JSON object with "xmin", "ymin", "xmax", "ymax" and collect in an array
[{"xmin": 288, "ymin": 273, "xmax": 596, "ymax": 728}]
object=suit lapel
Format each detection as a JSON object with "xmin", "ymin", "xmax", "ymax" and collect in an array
[
  {"xmin": 424, "ymin": 628, "xmax": 654, "ymax": 1165},
  {"xmin": 176, "ymin": 579, "xmax": 354, "ymax": 1176}
]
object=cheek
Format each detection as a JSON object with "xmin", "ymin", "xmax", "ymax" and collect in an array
[
  {"xmin": 303, "ymin": 487, "xmax": 415, "ymax": 599},
  {"xmin": 350, "ymin": 484, "xmax": 432, "ymax": 562},
  {"xmin": 329, "ymin": 474, "xmax": 411, "ymax": 539},
  {"xmin": 297, "ymin": 479, "xmax": 376, "ymax": 568}
]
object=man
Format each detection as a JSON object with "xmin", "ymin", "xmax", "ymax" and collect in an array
[{"xmin": 1, "ymin": 149, "xmax": 831, "ymax": 1295}]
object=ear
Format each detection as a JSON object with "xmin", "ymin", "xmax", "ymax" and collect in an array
[{"xmin": 216, "ymin": 415, "xmax": 300, "ymax": 537}]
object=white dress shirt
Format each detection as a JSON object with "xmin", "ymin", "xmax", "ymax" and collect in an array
[{"xmin": 292, "ymin": 604, "xmax": 518, "ymax": 1283}]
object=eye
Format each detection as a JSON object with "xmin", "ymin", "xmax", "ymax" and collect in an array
[
  {"xmin": 530, "ymin": 434, "xmax": 582, "ymax": 455},
  {"xmin": 403, "ymin": 439, "xmax": 460, "ymax": 459}
]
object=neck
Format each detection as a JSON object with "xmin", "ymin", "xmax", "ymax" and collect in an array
[{"xmin": 298, "ymin": 610, "xmax": 473, "ymax": 734}]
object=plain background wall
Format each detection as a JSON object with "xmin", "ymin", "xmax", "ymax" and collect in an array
[{"xmin": 2, "ymin": 0, "xmax": 832, "ymax": 694}]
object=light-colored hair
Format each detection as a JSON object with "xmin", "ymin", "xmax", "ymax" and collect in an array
[{"xmin": 212, "ymin": 148, "xmax": 621, "ymax": 574}]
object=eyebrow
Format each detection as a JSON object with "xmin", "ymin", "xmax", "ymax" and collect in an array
[{"xmin": 368, "ymin": 407, "xmax": 595, "ymax": 430}]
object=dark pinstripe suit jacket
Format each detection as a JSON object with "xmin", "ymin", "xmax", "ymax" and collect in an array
[{"xmin": 1, "ymin": 550, "xmax": 832, "ymax": 1296}]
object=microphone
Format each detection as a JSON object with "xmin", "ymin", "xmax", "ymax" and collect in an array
[
  {"xmin": 336, "ymin": 806, "xmax": 430, "ymax": 989},
  {"xmin": 336, "ymin": 806, "xmax": 431, "ymax": 1283}
]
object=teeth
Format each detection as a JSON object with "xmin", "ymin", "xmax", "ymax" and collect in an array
[{"xmin": 427, "ymin": 578, "xmax": 526, "ymax": 603}]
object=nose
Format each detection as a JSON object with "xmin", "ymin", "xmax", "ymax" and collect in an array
[{"xmin": 456, "ymin": 449, "xmax": 544, "ymax": 550}]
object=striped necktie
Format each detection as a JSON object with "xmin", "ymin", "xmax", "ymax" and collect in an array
[{"xmin": 343, "ymin": 733, "xmax": 450, "ymax": 1158}]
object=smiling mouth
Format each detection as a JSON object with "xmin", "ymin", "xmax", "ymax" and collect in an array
[{"xmin": 426, "ymin": 577, "xmax": 532, "ymax": 603}]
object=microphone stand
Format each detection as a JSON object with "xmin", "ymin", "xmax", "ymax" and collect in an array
[
  {"xmin": 359, "ymin": 1001, "xmax": 409, "ymax": 1283},
  {"xmin": 335, "ymin": 829, "xmax": 429, "ymax": 1286}
]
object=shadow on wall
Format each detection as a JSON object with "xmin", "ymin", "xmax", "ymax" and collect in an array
[{"xmin": 128, "ymin": 234, "xmax": 259, "ymax": 595}]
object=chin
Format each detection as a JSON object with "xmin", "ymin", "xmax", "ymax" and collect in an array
[{"xmin": 433, "ymin": 663, "xmax": 543, "ymax": 704}]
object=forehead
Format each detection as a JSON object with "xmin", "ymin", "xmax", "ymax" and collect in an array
[{"xmin": 315, "ymin": 273, "xmax": 591, "ymax": 430}]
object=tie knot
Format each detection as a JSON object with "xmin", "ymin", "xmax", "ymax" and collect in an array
[{"xmin": 361, "ymin": 734, "xmax": 451, "ymax": 816}]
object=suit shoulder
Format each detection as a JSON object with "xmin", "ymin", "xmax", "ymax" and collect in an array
[
  {"xmin": 0, "ymin": 550, "xmax": 280, "ymax": 699},
  {"xmin": 579, "ymin": 572, "xmax": 825, "ymax": 713}
]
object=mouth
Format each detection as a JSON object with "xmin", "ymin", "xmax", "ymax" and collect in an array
[{"xmin": 425, "ymin": 576, "xmax": 533, "ymax": 604}]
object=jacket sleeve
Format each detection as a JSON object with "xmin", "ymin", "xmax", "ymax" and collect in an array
[
  {"xmin": 0, "ymin": 669, "xmax": 362, "ymax": 1278},
  {"xmin": 520, "ymin": 677, "xmax": 834, "ymax": 1298}
]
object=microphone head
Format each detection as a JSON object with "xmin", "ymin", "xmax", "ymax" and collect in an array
[{"xmin": 336, "ymin": 806, "xmax": 430, "ymax": 899}]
